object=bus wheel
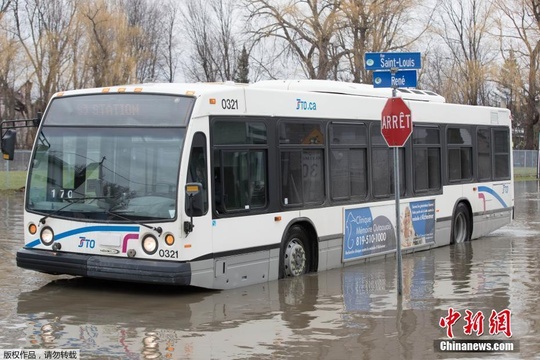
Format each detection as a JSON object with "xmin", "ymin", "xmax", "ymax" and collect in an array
[
  {"xmin": 451, "ymin": 203, "xmax": 471, "ymax": 244},
  {"xmin": 281, "ymin": 226, "xmax": 309, "ymax": 278}
]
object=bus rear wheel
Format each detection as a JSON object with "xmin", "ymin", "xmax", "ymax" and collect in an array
[
  {"xmin": 451, "ymin": 203, "xmax": 471, "ymax": 244},
  {"xmin": 281, "ymin": 226, "xmax": 309, "ymax": 278}
]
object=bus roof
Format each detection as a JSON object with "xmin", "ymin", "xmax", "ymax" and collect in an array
[
  {"xmin": 52, "ymin": 80, "xmax": 445, "ymax": 103},
  {"xmin": 48, "ymin": 80, "xmax": 511, "ymax": 127},
  {"xmin": 251, "ymin": 80, "xmax": 446, "ymax": 103}
]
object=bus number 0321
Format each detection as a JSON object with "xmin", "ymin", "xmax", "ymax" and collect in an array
[
  {"xmin": 159, "ymin": 249, "xmax": 179, "ymax": 259},
  {"xmin": 221, "ymin": 99, "xmax": 238, "ymax": 110}
]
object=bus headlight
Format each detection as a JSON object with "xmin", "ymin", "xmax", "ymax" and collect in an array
[
  {"xmin": 40, "ymin": 227, "xmax": 55, "ymax": 246},
  {"xmin": 142, "ymin": 234, "xmax": 158, "ymax": 255}
]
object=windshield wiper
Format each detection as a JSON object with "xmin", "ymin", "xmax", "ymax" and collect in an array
[
  {"xmin": 106, "ymin": 210, "xmax": 163, "ymax": 236},
  {"xmin": 38, "ymin": 197, "xmax": 162, "ymax": 236},
  {"xmin": 38, "ymin": 196, "xmax": 111, "ymax": 224}
]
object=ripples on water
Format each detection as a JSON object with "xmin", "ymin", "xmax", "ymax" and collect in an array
[
  {"xmin": 1, "ymin": 187, "xmax": 539, "ymax": 359},
  {"xmin": 1, "ymin": 192, "xmax": 24, "ymax": 244}
]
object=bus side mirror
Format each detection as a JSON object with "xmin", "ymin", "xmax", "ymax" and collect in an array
[
  {"xmin": 184, "ymin": 182, "xmax": 204, "ymax": 235},
  {"xmin": 1, "ymin": 129, "xmax": 16, "ymax": 161}
]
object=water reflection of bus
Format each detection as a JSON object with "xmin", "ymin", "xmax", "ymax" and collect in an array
[
  {"xmin": 17, "ymin": 276, "xmax": 325, "ymax": 359},
  {"xmin": 15, "ymin": 246, "xmax": 475, "ymax": 360},
  {"xmin": 6, "ymin": 80, "xmax": 513, "ymax": 289}
]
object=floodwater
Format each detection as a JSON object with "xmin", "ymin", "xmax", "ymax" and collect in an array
[{"xmin": 0, "ymin": 182, "xmax": 539, "ymax": 359}]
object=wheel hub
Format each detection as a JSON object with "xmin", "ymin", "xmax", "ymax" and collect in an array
[{"xmin": 284, "ymin": 239, "xmax": 306, "ymax": 277}]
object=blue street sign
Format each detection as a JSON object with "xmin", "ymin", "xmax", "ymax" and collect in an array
[
  {"xmin": 365, "ymin": 52, "xmax": 421, "ymax": 71},
  {"xmin": 373, "ymin": 70, "xmax": 417, "ymax": 88}
]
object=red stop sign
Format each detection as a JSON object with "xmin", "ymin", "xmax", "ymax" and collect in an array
[{"xmin": 381, "ymin": 97, "xmax": 412, "ymax": 147}]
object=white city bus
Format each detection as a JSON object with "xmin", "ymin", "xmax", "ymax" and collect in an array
[{"xmin": 9, "ymin": 80, "xmax": 513, "ymax": 289}]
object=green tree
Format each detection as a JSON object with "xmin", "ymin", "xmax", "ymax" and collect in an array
[{"xmin": 235, "ymin": 46, "xmax": 250, "ymax": 83}]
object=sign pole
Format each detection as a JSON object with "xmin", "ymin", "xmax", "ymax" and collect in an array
[
  {"xmin": 368, "ymin": 53, "xmax": 418, "ymax": 298},
  {"xmin": 394, "ymin": 146, "xmax": 402, "ymax": 296},
  {"xmin": 391, "ymin": 70, "xmax": 403, "ymax": 297},
  {"xmin": 537, "ymin": 132, "xmax": 540, "ymax": 179}
]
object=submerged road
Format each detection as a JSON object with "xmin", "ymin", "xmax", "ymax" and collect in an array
[{"xmin": 0, "ymin": 181, "xmax": 538, "ymax": 359}]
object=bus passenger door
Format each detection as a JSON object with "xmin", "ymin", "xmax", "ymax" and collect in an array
[{"xmin": 185, "ymin": 132, "xmax": 212, "ymax": 248}]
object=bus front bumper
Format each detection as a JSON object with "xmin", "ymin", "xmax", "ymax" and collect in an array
[{"xmin": 16, "ymin": 248, "xmax": 192, "ymax": 286}]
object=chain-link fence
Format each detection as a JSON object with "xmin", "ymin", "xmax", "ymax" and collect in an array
[
  {"xmin": 1, "ymin": 150, "xmax": 31, "ymax": 190},
  {"xmin": 1, "ymin": 150, "xmax": 31, "ymax": 171},
  {"xmin": 513, "ymin": 150, "xmax": 538, "ymax": 178}
]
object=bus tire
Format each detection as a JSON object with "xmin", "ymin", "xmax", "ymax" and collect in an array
[
  {"xmin": 280, "ymin": 225, "xmax": 309, "ymax": 278},
  {"xmin": 451, "ymin": 202, "xmax": 471, "ymax": 244}
]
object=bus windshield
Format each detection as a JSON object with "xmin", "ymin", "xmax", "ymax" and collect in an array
[{"xmin": 26, "ymin": 94, "xmax": 193, "ymax": 222}]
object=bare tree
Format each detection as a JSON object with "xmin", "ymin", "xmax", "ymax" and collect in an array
[
  {"xmin": 0, "ymin": 0, "xmax": 33, "ymax": 151},
  {"xmin": 244, "ymin": 0, "xmax": 345, "ymax": 80},
  {"xmin": 182, "ymin": 0, "xmax": 240, "ymax": 82},
  {"xmin": 246, "ymin": 37, "xmax": 298, "ymax": 80},
  {"xmin": 80, "ymin": 0, "xmax": 141, "ymax": 87},
  {"xmin": 496, "ymin": 0, "xmax": 540, "ymax": 149},
  {"xmin": 0, "ymin": 0, "xmax": 11, "ymax": 19},
  {"xmin": 12, "ymin": 0, "xmax": 78, "ymax": 113},
  {"xmin": 0, "ymin": 20, "xmax": 22, "ymax": 120},
  {"xmin": 432, "ymin": 0, "xmax": 498, "ymax": 105},
  {"xmin": 421, "ymin": 42, "xmax": 462, "ymax": 97},
  {"xmin": 122, "ymin": 0, "xmax": 162, "ymax": 82},
  {"xmin": 182, "ymin": 0, "xmax": 217, "ymax": 81},
  {"xmin": 498, "ymin": 49, "xmax": 526, "ymax": 147},
  {"xmin": 338, "ymin": 0, "xmax": 433, "ymax": 83},
  {"xmin": 0, "ymin": 0, "xmax": 19, "ymax": 120},
  {"xmin": 65, "ymin": 7, "xmax": 91, "ymax": 89},
  {"xmin": 211, "ymin": 0, "xmax": 238, "ymax": 81},
  {"xmin": 7, "ymin": 0, "xmax": 78, "ymax": 147},
  {"xmin": 159, "ymin": 0, "xmax": 182, "ymax": 82}
]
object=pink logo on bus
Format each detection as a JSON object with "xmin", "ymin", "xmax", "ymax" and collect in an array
[
  {"xmin": 122, "ymin": 233, "xmax": 139, "ymax": 253},
  {"xmin": 478, "ymin": 193, "xmax": 486, "ymax": 212}
]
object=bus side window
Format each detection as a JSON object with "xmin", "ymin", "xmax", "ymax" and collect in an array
[{"xmin": 187, "ymin": 132, "xmax": 208, "ymax": 214}]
